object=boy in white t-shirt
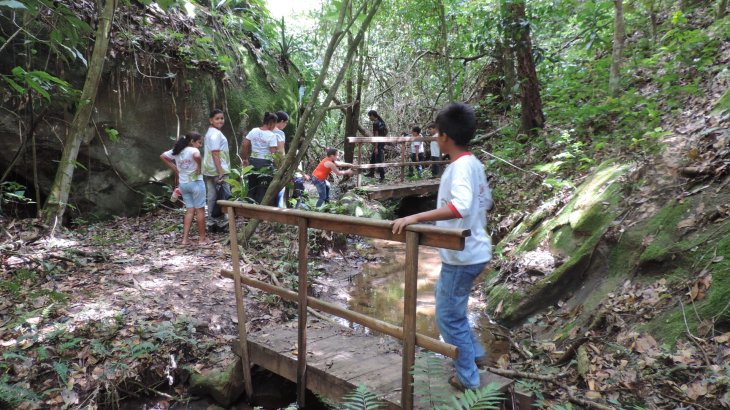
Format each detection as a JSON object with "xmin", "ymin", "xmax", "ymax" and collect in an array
[
  {"xmin": 408, "ymin": 126, "xmax": 425, "ymax": 178},
  {"xmin": 392, "ymin": 103, "xmax": 493, "ymax": 391}
]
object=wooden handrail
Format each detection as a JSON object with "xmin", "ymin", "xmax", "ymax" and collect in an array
[
  {"xmin": 351, "ymin": 160, "xmax": 448, "ymax": 170},
  {"xmin": 347, "ymin": 136, "xmax": 437, "ymax": 143},
  {"xmin": 220, "ymin": 269, "xmax": 458, "ymax": 358},
  {"xmin": 218, "ymin": 201, "xmax": 469, "ymax": 250}
]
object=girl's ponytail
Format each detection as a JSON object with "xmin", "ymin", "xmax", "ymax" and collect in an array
[{"xmin": 172, "ymin": 131, "xmax": 202, "ymax": 155}]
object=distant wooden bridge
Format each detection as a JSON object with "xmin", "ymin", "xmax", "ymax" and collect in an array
[
  {"xmin": 347, "ymin": 136, "xmax": 448, "ymax": 200},
  {"xmin": 218, "ymin": 201, "xmax": 515, "ymax": 409}
]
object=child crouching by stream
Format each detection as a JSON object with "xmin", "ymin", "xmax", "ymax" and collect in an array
[
  {"xmin": 307, "ymin": 148, "xmax": 355, "ymax": 207},
  {"xmin": 392, "ymin": 103, "xmax": 493, "ymax": 391}
]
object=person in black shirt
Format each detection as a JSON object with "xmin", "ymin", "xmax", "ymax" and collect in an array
[{"xmin": 366, "ymin": 110, "xmax": 387, "ymax": 182}]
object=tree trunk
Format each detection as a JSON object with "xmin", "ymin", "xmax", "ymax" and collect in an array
[
  {"xmin": 240, "ymin": 0, "xmax": 382, "ymax": 242},
  {"xmin": 609, "ymin": 0, "xmax": 625, "ymax": 96},
  {"xmin": 437, "ymin": 0, "xmax": 454, "ymax": 101},
  {"xmin": 506, "ymin": 0, "xmax": 544, "ymax": 137},
  {"xmin": 41, "ymin": 0, "xmax": 117, "ymax": 226}
]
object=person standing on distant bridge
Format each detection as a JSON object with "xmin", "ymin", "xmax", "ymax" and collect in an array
[
  {"xmin": 392, "ymin": 103, "xmax": 493, "ymax": 391},
  {"xmin": 427, "ymin": 123, "xmax": 442, "ymax": 177},
  {"xmin": 408, "ymin": 126, "xmax": 425, "ymax": 178},
  {"xmin": 365, "ymin": 110, "xmax": 387, "ymax": 183}
]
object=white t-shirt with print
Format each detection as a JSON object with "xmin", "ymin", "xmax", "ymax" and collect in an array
[
  {"xmin": 246, "ymin": 128, "xmax": 278, "ymax": 159},
  {"xmin": 202, "ymin": 127, "xmax": 230, "ymax": 176},
  {"xmin": 163, "ymin": 147, "xmax": 202, "ymax": 184},
  {"xmin": 436, "ymin": 153, "xmax": 493, "ymax": 265},
  {"xmin": 410, "ymin": 140, "xmax": 424, "ymax": 154}
]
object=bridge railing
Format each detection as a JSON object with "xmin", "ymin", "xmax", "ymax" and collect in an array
[
  {"xmin": 219, "ymin": 200, "xmax": 469, "ymax": 409},
  {"xmin": 347, "ymin": 136, "xmax": 450, "ymax": 186}
]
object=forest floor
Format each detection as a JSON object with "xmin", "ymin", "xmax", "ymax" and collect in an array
[{"xmin": 0, "ymin": 208, "xmax": 386, "ymax": 409}]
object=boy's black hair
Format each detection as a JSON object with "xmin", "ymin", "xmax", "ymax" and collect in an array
[
  {"xmin": 275, "ymin": 111, "xmax": 289, "ymax": 122},
  {"xmin": 209, "ymin": 108, "xmax": 224, "ymax": 118},
  {"xmin": 435, "ymin": 103, "xmax": 476, "ymax": 147},
  {"xmin": 411, "ymin": 126, "xmax": 421, "ymax": 134},
  {"xmin": 426, "ymin": 123, "xmax": 436, "ymax": 129},
  {"xmin": 326, "ymin": 148, "xmax": 338, "ymax": 157}
]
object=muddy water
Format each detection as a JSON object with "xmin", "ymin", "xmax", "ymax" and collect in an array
[{"xmin": 344, "ymin": 239, "xmax": 494, "ymax": 343}]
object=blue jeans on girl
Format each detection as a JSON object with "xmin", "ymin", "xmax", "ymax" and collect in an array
[{"xmin": 436, "ymin": 262, "xmax": 488, "ymax": 389}]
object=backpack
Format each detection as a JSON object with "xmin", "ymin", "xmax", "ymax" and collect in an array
[{"xmin": 210, "ymin": 182, "xmax": 232, "ymax": 218}]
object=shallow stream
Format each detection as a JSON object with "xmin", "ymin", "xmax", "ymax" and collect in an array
[{"xmin": 340, "ymin": 239, "xmax": 499, "ymax": 348}]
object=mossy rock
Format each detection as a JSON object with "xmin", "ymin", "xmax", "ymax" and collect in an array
[
  {"xmin": 340, "ymin": 191, "xmax": 388, "ymax": 220},
  {"xmin": 188, "ymin": 357, "xmax": 244, "ymax": 407},
  {"xmin": 489, "ymin": 163, "xmax": 629, "ymax": 325}
]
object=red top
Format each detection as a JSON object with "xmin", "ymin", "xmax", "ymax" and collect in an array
[{"xmin": 312, "ymin": 157, "xmax": 334, "ymax": 180}]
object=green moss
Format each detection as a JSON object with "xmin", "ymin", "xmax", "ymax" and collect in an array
[
  {"xmin": 637, "ymin": 201, "xmax": 691, "ymax": 264},
  {"xmin": 711, "ymin": 87, "xmax": 730, "ymax": 115},
  {"xmin": 486, "ymin": 284, "xmax": 523, "ymax": 316},
  {"xmin": 642, "ymin": 236, "xmax": 730, "ymax": 343},
  {"xmin": 567, "ymin": 163, "xmax": 628, "ymax": 233}
]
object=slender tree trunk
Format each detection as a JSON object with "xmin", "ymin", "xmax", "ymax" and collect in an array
[
  {"xmin": 719, "ymin": 0, "xmax": 728, "ymax": 18},
  {"xmin": 42, "ymin": 0, "xmax": 117, "ymax": 225},
  {"xmin": 646, "ymin": 0, "xmax": 658, "ymax": 40},
  {"xmin": 506, "ymin": 0, "xmax": 544, "ymax": 137},
  {"xmin": 609, "ymin": 0, "xmax": 625, "ymax": 96},
  {"xmin": 437, "ymin": 0, "xmax": 454, "ymax": 101},
  {"xmin": 240, "ymin": 0, "xmax": 382, "ymax": 241},
  {"xmin": 343, "ymin": 2, "xmax": 357, "ymax": 163}
]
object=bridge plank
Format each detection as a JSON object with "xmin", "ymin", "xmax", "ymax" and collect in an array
[{"xmin": 236, "ymin": 320, "xmax": 513, "ymax": 409}]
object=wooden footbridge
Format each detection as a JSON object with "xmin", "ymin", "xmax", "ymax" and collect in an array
[
  {"xmin": 218, "ymin": 201, "xmax": 514, "ymax": 409},
  {"xmin": 347, "ymin": 136, "xmax": 448, "ymax": 200}
]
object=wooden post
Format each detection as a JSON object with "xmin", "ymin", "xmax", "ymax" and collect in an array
[
  {"xmin": 402, "ymin": 230, "xmax": 419, "ymax": 409},
  {"xmin": 227, "ymin": 207, "xmax": 253, "ymax": 398},
  {"xmin": 297, "ymin": 218, "xmax": 309, "ymax": 407},
  {"xmin": 400, "ymin": 142, "xmax": 406, "ymax": 183},
  {"xmin": 357, "ymin": 142, "xmax": 362, "ymax": 187}
]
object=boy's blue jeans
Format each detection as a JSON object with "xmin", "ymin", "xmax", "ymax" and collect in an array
[
  {"xmin": 312, "ymin": 176, "xmax": 329, "ymax": 207},
  {"xmin": 436, "ymin": 262, "xmax": 488, "ymax": 389}
]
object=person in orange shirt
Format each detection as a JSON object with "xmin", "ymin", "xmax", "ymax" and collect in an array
[{"xmin": 309, "ymin": 148, "xmax": 354, "ymax": 207}]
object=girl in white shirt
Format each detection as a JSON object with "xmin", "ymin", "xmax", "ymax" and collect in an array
[
  {"xmin": 160, "ymin": 132, "xmax": 208, "ymax": 245},
  {"xmin": 241, "ymin": 112, "xmax": 279, "ymax": 204}
]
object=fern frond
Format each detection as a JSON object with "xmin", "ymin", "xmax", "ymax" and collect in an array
[
  {"xmin": 341, "ymin": 384, "xmax": 384, "ymax": 410},
  {"xmin": 412, "ymin": 351, "xmax": 452, "ymax": 407},
  {"xmin": 437, "ymin": 382, "xmax": 503, "ymax": 410}
]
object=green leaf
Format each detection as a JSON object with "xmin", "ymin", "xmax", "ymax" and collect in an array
[
  {"xmin": 4, "ymin": 77, "xmax": 26, "ymax": 94},
  {"xmin": 156, "ymin": 0, "xmax": 176, "ymax": 10},
  {"xmin": 26, "ymin": 78, "xmax": 51, "ymax": 101},
  {"xmin": 53, "ymin": 361, "xmax": 69, "ymax": 385},
  {"xmin": 105, "ymin": 128, "xmax": 120, "ymax": 142},
  {"xmin": 0, "ymin": 0, "xmax": 27, "ymax": 9}
]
